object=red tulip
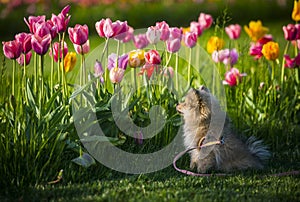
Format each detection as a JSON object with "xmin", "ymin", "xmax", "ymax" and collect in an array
[
  {"xmin": 68, "ymin": 24, "xmax": 89, "ymax": 45},
  {"xmin": 2, "ymin": 40, "xmax": 22, "ymax": 59},
  {"xmin": 144, "ymin": 49, "xmax": 161, "ymax": 65}
]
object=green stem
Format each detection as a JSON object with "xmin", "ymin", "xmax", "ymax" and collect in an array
[
  {"xmin": 175, "ymin": 52, "xmax": 179, "ymax": 90},
  {"xmin": 50, "ymin": 43, "xmax": 54, "ymax": 95},
  {"xmin": 281, "ymin": 41, "xmax": 290, "ymax": 85},
  {"xmin": 12, "ymin": 59, "xmax": 15, "ymax": 96},
  {"xmin": 34, "ymin": 53, "xmax": 38, "ymax": 95},
  {"xmin": 188, "ymin": 48, "xmax": 192, "ymax": 86}
]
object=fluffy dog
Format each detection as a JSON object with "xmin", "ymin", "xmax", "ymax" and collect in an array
[{"xmin": 176, "ymin": 86, "xmax": 270, "ymax": 173}]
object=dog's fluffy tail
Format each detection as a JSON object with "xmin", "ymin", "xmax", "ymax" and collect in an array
[{"xmin": 246, "ymin": 136, "xmax": 271, "ymax": 162}]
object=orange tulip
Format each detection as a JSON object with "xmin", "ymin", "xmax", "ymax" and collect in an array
[
  {"xmin": 292, "ymin": 0, "xmax": 300, "ymax": 22},
  {"xmin": 244, "ymin": 20, "xmax": 269, "ymax": 42},
  {"xmin": 261, "ymin": 41, "xmax": 279, "ymax": 61}
]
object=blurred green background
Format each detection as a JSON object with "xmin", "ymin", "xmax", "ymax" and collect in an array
[{"xmin": 0, "ymin": 0, "xmax": 293, "ymax": 40}]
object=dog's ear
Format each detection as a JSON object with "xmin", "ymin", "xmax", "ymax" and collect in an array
[{"xmin": 198, "ymin": 85, "xmax": 209, "ymax": 93}]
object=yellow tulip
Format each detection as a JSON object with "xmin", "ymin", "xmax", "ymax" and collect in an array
[
  {"xmin": 181, "ymin": 27, "xmax": 190, "ymax": 34},
  {"xmin": 63, "ymin": 52, "xmax": 77, "ymax": 73},
  {"xmin": 129, "ymin": 49, "xmax": 145, "ymax": 68},
  {"xmin": 292, "ymin": 0, "xmax": 300, "ymax": 22},
  {"xmin": 206, "ymin": 36, "xmax": 224, "ymax": 54},
  {"xmin": 244, "ymin": 20, "xmax": 269, "ymax": 42},
  {"xmin": 261, "ymin": 41, "xmax": 279, "ymax": 61}
]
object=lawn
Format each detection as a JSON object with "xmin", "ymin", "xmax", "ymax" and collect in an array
[{"xmin": 0, "ymin": 0, "xmax": 300, "ymax": 201}]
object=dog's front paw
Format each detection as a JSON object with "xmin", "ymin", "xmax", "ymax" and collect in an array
[{"xmin": 196, "ymin": 162, "xmax": 209, "ymax": 173}]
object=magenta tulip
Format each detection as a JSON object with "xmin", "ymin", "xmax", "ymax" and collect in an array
[
  {"xmin": 17, "ymin": 52, "xmax": 32, "ymax": 66},
  {"xmin": 33, "ymin": 22, "xmax": 51, "ymax": 38},
  {"xmin": 2, "ymin": 40, "xmax": 22, "ymax": 59},
  {"xmin": 15, "ymin": 32, "xmax": 32, "ymax": 53},
  {"xmin": 113, "ymin": 21, "xmax": 129, "ymax": 40},
  {"xmin": 198, "ymin": 13, "xmax": 213, "ymax": 30},
  {"xmin": 183, "ymin": 31, "xmax": 197, "ymax": 48},
  {"xmin": 24, "ymin": 15, "xmax": 46, "ymax": 34},
  {"xmin": 121, "ymin": 26, "xmax": 134, "ymax": 43},
  {"xmin": 31, "ymin": 34, "xmax": 51, "ymax": 55},
  {"xmin": 284, "ymin": 54, "xmax": 300, "ymax": 68},
  {"xmin": 68, "ymin": 24, "xmax": 89, "ymax": 45},
  {"xmin": 169, "ymin": 27, "xmax": 182, "ymax": 40},
  {"xmin": 225, "ymin": 24, "xmax": 241, "ymax": 40},
  {"xmin": 95, "ymin": 18, "xmax": 128, "ymax": 39},
  {"xmin": 282, "ymin": 24, "xmax": 300, "ymax": 41},
  {"xmin": 156, "ymin": 21, "xmax": 170, "ymax": 41},
  {"xmin": 133, "ymin": 34, "xmax": 149, "ymax": 49},
  {"xmin": 223, "ymin": 67, "xmax": 246, "ymax": 86},
  {"xmin": 51, "ymin": 5, "xmax": 70, "ymax": 33},
  {"xmin": 144, "ymin": 50, "xmax": 161, "ymax": 65},
  {"xmin": 107, "ymin": 53, "xmax": 128, "ymax": 70}
]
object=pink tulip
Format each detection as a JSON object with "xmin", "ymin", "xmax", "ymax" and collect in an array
[
  {"xmin": 144, "ymin": 49, "xmax": 161, "ymax": 65},
  {"xmin": 94, "ymin": 60, "xmax": 104, "ymax": 83},
  {"xmin": 133, "ymin": 34, "xmax": 149, "ymax": 49},
  {"xmin": 33, "ymin": 22, "xmax": 51, "ymax": 38},
  {"xmin": 162, "ymin": 67, "xmax": 174, "ymax": 78},
  {"xmin": 24, "ymin": 15, "xmax": 46, "ymax": 34},
  {"xmin": 139, "ymin": 63, "xmax": 160, "ymax": 79},
  {"xmin": 17, "ymin": 52, "xmax": 32, "ymax": 66},
  {"xmin": 225, "ymin": 24, "xmax": 241, "ymax": 40},
  {"xmin": 169, "ymin": 27, "xmax": 182, "ymax": 40},
  {"xmin": 249, "ymin": 34, "xmax": 273, "ymax": 60},
  {"xmin": 166, "ymin": 38, "xmax": 181, "ymax": 53},
  {"xmin": 146, "ymin": 26, "xmax": 161, "ymax": 44},
  {"xmin": 198, "ymin": 13, "xmax": 213, "ymax": 30},
  {"xmin": 50, "ymin": 41, "xmax": 68, "ymax": 62},
  {"xmin": 109, "ymin": 67, "xmax": 125, "ymax": 84},
  {"xmin": 46, "ymin": 20, "xmax": 58, "ymax": 39},
  {"xmin": 183, "ymin": 31, "xmax": 197, "ymax": 48},
  {"xmin": 51, "ymin": 9, "xmax": 70, "ymax": 33},
  {"xmin": 190, "ymin": 21, "xmax": 203, "ymax": 37},
  {"xmin": 95, "ymin": 18, "xmax": 128, "ymax": 39},
  {"xmin": 2, "ymin": 40, "xmax": 22, "ymax": 59},
  {"xmin": 31, "ymin": 34, "xmax": 51, "ymax": 55},
  {"xmin": 121, "ymin": 26, "xmax": 134, "ymax": 43},
  {"xmin": 223, "ymin": 67, "xmax": 246, "ymax": 86},
  {"xmin": 15, "ymin": 32, "xmax": 32, "ymax": 53},
  {"xmin": 284, "ymin": 54, "xmax": 300, "ymax": 68},
  {"xmin": 68, "ymin": 24, "xmax": 89, "ymax": 45},
  {"xmin": 156, "ymin": 21, "xmax": 170, "ymax": 41},
  {"xmin": 74, "ymin": 40, "xmax": 90, "ymax": 54}
]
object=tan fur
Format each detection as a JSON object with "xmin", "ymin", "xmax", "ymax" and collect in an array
[{"xmin": 176, "ymin": 86, "xmax": 270, "ymax": 173}]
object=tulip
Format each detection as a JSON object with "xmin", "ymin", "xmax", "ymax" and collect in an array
[
  {"xmin": 162, "ymin": 66, "xmax": 174, "ymax": 78},
  {"xmin": 166, "ymin": 38, "xmax": 181, "ymax": 53},
  {"xmin": 94, "ymin": 60, "xmax": 104, "ymax": 83},
  {"xmin": 108, "ymin": 53, "xmax": 128, "ymax": 70},
  {"xmin": 206, "ymin": 36, "xmax": 224, "ymax": 54},
  {"xmin": 144, "ymin": 49, "xmax": 161, "ymax": 65},
  {"xmin": 190, "ymin": 21, "xmax": 203, "ymax": 37},
  {"xmin": 74, "ymin": 40, "xmax": 90, "ymax": 55},
  {"xmin": 282, "ymin": 24, "xmax": 299, "ymax": 41},
  {"xmin": 223, "ymin": 67, "xmax": 246, "ymax": 87},
  {"xmin": 169, "ymin": 27, "xmax": 182, "ymax": 40},
  {"xmin": 249, "ymin": 42, "xmax": 264, "ymax": 60},
  {"xmin": 95, "ymin": 18, "xmax": 128, "ymax": 39},
  {"xmin": 146, "ymin": 26, "xmax": 161, "ymax": 44},
  {"xmin": 2, "ymin": 40, "xmax": 22, "ymax": 59},
  {"xmin": 121, "ymin": 26, "xmax": 134, "ymax": 43},
  {"xmin": 133, "ymin": 34, "xmax": 149, "ymax": 49},
  {"xmin": 155, "ymin": 21, "xmax": 170, "ymax": 41},
  {"xmin": 24, "ymin": 15, "xmax": 46, "ymax": 34},
  {"xmin": 17, "ymin": 52, "xmax": 32, "ymax": 66},
  {"xmin": 50, "ymin": 41, "xmax": 68, "ymax": 62},
  {"xmin": 244, "ymin": 20, "xmax": 269, "ymax": 42},
  {"xmin": 63, "ymin": 52, "xmax": 77, "ymax": 73},
  {"xmin": 129, "ymin": 49, "xmax": 145, "ymax": 67},
  {"xmin": 33, "ymin": 22, "xmax": 51, "ymax": 38},
  {"xmin": 292, "ymin": 0, "xmax": 300, "ymax": 22},
  {"xmin": 15, "ymin": 32, "xmax": 32, "ymax": 53},
  {"xmin": 109, "ymin": 67, "xmax": 125, "ymax": 84},
  {"xmin": 45, "ymin": 20, "xmax": 58, "ymax": 39},
  {"xmin": 198, "ymin": 13, "xmax": 213, "ymax": 30},
  {"xmin": 31, "ymin": 34, "xmax": 51, "ymax": 55},
  {"xmin": 139, "ymin": 63, "xmax": 160, "ymax": 79},
  {"xmin": 284, "ymin": 54, "xmax": 300, "ymax": 68},
  {"xmin": 212, "ymin": 48, "xmax": 238, "ymax": 67},
  {"xmin": 261, "ymin": 41, "xmax": 279, "ymax": 61},
  {"xmin": 68, "ymin": 24, "xmax": 89, "ymax": 45},
  {"xmin": 51, "ymin": 5, "xmax": 71, "ymax": 33},
  {"xmin": 225, "ymin": 24, "xmax": 241, "ymax": 40},
  {"xmin": 183, "ymin": 31, "xmax": 197, "ymax": 48}
]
